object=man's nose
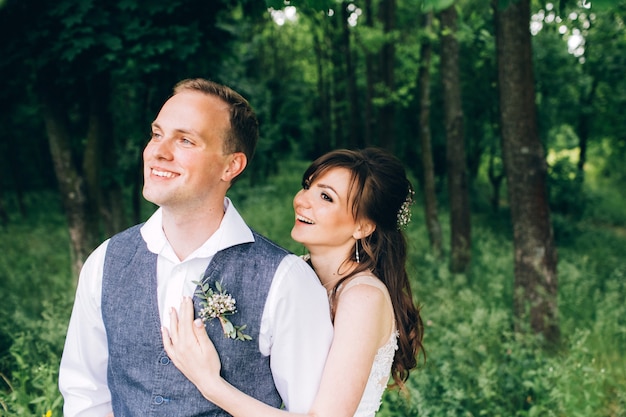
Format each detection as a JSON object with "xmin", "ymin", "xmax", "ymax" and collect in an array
[{"xmin": 152, "ymin": 138, "xmax": 173, "ymax": 160}]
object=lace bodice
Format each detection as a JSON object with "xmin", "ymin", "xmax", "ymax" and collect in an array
[{"xmin": 354, "ymin": 329, "xmax": 398, "ymax": 417}]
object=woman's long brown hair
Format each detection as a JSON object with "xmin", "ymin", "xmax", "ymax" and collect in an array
[{"xmin": 302, "ymin": 148, "xmax": 425, "ymax": 389}]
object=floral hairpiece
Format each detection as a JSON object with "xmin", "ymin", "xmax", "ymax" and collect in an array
[
  {"xmin": 193, "ymin": 280, "xmax": 252, "ymax": 341},
  {"xmin": 397, "ymin": 188, "xmax": 415, "ymax": 230}
]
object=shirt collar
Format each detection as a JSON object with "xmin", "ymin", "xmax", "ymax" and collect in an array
[{"xmin": 140, "ymin": 197, "xmax": 254, "ymax": 261}]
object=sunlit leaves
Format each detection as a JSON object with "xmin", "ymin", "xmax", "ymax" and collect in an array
[
  {"xmin": 422, "ymin": 0, "xmax": 456, "ymax": 12},
  {"xmin": 265, "ymin": 0, "xmax": 336, "ymax": 11}
]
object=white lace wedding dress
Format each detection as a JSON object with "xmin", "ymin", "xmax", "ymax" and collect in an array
[{"xmin": 354, "ymin": 329, "xmax": 398, "ymax": 417}]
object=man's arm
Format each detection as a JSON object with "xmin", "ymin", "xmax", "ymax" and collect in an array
[
  {"xmin": 59, "ymin": 241, "xmax": 113, "ymax": 417},
  {"xmin": 260, "ymin": 254, "xmax": 333, "ymax": 412}
]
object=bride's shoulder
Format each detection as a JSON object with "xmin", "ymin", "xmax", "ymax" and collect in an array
[
  {"xmin": 337, "ymin": 275, "xmax": 391, "ymax": 308},
  {"xmin": 334, "ymin": 275, "xmax": 395, "ymax": 340}
]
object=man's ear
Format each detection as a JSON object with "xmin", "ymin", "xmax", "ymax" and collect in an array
[
  {"xmin": 222, "ymin": 152, "xmax": 247, "ymax": 183},
  {"xmin": 354, "ymin": 220, "xmax": 376, "ymax": 240}
]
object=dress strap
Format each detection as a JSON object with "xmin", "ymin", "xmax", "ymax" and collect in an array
[
  {"xmin": 339, "ymin": 275, "xmax": 396, "ymax": 338},
  {"xmin": 341, "ymin": 275, "xmax": 387, "ymax": 294}
]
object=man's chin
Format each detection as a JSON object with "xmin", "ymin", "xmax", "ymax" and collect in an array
[{"xmin": 142, "ymin": 188, "xmax": 164, "ymax": 206}]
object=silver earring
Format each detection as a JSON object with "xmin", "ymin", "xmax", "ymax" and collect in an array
[{"xmin": 355, "ymin": 240, "xmax": 360, "ymax": 263}]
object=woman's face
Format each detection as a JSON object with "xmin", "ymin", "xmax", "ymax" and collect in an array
[{"xmin": 291, "ymin": 167, "xmax": 360, "ymax": 253}]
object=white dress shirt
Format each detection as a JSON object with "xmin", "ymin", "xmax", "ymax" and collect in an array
[{"xmin": 59, "ymin": 198, "xmax": 333, "ymax": 417}]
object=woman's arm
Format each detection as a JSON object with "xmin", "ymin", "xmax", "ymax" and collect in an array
[
  {"xmin": 162, "ymin": 284, "xmax": 391, "ymax": 417},
  {"xmin": 307, "ymin": 283, "xmax": 392, "ymax": 416}
]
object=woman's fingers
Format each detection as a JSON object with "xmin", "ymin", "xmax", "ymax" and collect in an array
[
  {"xmin": 160, "ymin": 296, "xmax": 223, "ymax": 384},
  {"xmin": 193, "ymin": 318, "xmax": 222, "ymax": 373},
  {"xmin": 176, "ymin": 297, "xmax": 196, "ymax": 342},
  {"xmin": 162, "ymin": 297, "xmax": 194, "ymax": 356},
  {"xmin": 180, "ymin": 296, "xmax": 195, "ymax": 321},
  {"xmin": 194, "ymin": 319, "xmax": 215, "ymax": 351}
]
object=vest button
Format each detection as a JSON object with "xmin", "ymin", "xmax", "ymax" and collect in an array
[
  {"xmin": 154, "ymin": 396, "xmax": 164, "ymax": 404},
  {"xmin": 160, "ymin": 356, "xmax": 170, "ymax": 365}
]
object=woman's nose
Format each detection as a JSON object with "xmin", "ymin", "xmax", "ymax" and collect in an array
[{"xmin": 293, "ymin": 189, "xmax": 308, "ymax": 208}]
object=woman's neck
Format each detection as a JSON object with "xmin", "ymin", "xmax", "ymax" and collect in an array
[{"xmin": 308, "ymin": 250, "xmax": 358, "ymax": 290}]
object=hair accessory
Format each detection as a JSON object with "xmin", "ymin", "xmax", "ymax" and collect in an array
[
  {"xmin": 355, "ymin": 240, "xmax": 360, "ymax": 263},
  {"xmin": 397, "ymin": 187, "xmax": 415, "ymax": 230}
]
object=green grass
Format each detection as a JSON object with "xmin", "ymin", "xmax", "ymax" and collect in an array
[
  {"xmin": 1, "ymin": 167, "xmax": 625, "ymax": 416},
  {"xmin": 0, "ymin": 192, "xmax": 72, "ymax": 417}
]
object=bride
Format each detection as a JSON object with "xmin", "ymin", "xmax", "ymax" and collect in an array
[{"xmin": 162, "ymin": 148, "xmax": 425, "ymax": 417}]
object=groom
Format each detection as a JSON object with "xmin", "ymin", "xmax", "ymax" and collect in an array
[{"xmin": 59, "ymin": 78, "xmax": 333, "ymax": 416}]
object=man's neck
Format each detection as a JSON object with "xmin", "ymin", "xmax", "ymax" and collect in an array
[{"xmin": 161, "ymin": 203, "xmax": 225, "ymax": 261}]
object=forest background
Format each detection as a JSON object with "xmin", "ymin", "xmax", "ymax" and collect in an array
[{"xmin": 0, "ymin": 0, "xmax": 625, "ymax": 415}]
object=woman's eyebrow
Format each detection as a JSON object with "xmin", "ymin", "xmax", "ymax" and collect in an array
[{"xmin": 316, "ymin": 183, "xmax": 339, "ymax": 196}]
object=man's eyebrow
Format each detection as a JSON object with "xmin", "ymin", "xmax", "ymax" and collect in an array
[{"xmin": 150, "ymin": 122, "xmax": 199, "ymax": 136}]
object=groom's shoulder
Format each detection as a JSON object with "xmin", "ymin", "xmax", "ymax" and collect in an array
[
  {"xmin": 249, "ymin": 229, "xmax": 291, "ymax": 256},
  {"xmin": 107, "ymin": 223, "xmax": 144, "ymax": 246}
]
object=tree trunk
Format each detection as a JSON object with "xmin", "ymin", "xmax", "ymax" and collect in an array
[
  {"xmin": 494, "ymin": 0, "xmax": 559, "ymax": 344},
  {"xmin": 342, "ymin": 2, "xmax": 361, "ymax": 149},
  {"xmin": 87, "ymin": 74, "xmax": 129, "ymax": 237},
  {"xmin": 417, "ymin": 11, "xmax": 442, "ymax": 257},
  {"xmin": 6, "ymin": 142, "xmax": 27, "ymax": 218},
  {"xmin": 84, "ymin": 74, "xmax": 109, "ymax": 236},
  {"xmin": 379, "ymin": 0, "xmax": 396, "ymax": 151},
  {"xmin": 40, "ymin": 93, "xmax": 99, "ymax": 280},
  {"xmin": 0, "ymin": 191, "xmax": 8, "ymax": 227},
  {"xmin": 132, "ymin": 149, "xmax": 144, "ymax": 225},
  {"xmin": 577, "ymin": 79, "xmax": 597, "ymax": 176},
  {"xmin": 362, "ymin": 0, "xmax": 376, "ymax": 147},
  {"xmin": 313, "ymin": 14, "xmax": 333, "ymax": 156},
  {"xmin": 488, "ymin": 141, "xmax": 505, "ymax": 212},
  {"xmin": 440, "ymin": 4, "xmax": 471, "ymax": 273},
  {"xmin": 331, "ymin": 10, "xmax": 346, "ymax": 148}
]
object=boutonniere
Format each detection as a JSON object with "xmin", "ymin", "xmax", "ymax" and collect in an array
[{"xmin": 193, "ymin": 280, "xmax": 252, "ymax": 341}]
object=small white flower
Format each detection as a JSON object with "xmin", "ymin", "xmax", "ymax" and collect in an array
[
  {"xmin": 397, "ymin": 188, "xmax": 415, "ymax": 230},
  {"xmin": 193, "ymin": 280, "xmax": 252, "ymax": 341}
]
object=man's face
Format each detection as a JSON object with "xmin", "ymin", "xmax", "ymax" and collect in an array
[{"xmin": 142, "ymin": 91, "xmax": 232, "ymax": 212}]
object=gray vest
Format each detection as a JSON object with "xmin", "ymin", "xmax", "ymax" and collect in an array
[{"xmin": 102, "ymin": 224, "xmax": 287, "ymax": 416}]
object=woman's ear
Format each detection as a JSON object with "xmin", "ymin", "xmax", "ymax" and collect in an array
[
  {"xmin": 354, "ymin": 220, "xmax": 376, "ymax": 240},
  {"xmin": 222, "ymin": 152, "xmax": 247, "ymax": 183}
]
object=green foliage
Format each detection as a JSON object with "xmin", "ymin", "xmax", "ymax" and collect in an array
[
  {"xmin": 2, "ymin": 0, "xmax": 624, "ymax": 221},
  {"xmin": 586, "ymin": 138, "xmax": 626, "ymax": 199},
  {"xmin": 547, "ymin": 156, "xmax": 586, "ymax": 218},
  {"xmin": 265, "ymin": 0, "xmax": 336, "ymax": 10},
  {"xmin": 0, "ymin": 300, "xmax": 69, "ymax": 417},
  {"xmin": 0, "ymin": 192, "xmax": 72, "ymax": 416},
  {"xmin": 375, "ymin": 189, "xmax": 625, "ymax": 415}
]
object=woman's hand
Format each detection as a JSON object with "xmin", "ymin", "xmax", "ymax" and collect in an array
[{"xmin": 161, "ymin": 296, "xmax": 223, "ymax": 392}]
